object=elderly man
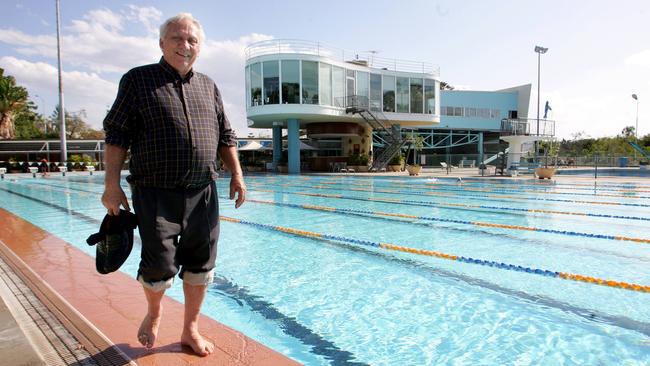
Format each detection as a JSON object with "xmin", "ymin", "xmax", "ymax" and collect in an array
[{"xmin": 101, "ymin": 13, "xmax": 245, "ymax": 356}]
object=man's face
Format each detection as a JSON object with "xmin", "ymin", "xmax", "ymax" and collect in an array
[{"xmin": 159, "ymin": 19, "xmax": 201, "ymax": 77}]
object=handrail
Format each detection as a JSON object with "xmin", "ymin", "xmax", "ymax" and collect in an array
[
  {"xmin": 500, "ymin": 118, "xmax": 555, "ymax": 137},
  {"xmin": 245, "ymin": 39, "xmax": 440, "ymax": 76}
]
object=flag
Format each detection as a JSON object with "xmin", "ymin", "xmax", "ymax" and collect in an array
[{"xmin": 544, "ymin": 101, "xmax": 552, "ymax": 119}]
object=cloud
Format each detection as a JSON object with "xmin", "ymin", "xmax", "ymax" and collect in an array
[
  {"xmin": 125, "ymin": 5, "xmax": 163, "ymax": 36},
  {"xmin": 0, "ymin": 5, "xmax": 274, "ymax": 135},
  {"xmin": 197, "ymin": 34, "xmax": 274, "ymax": 135},
  {"xmin": 0, "ymin": 56, "xmax": 118, "ymax": 129},
  {"xmin": 625, "ymin": 50, "xmax": 650, "ymax": 67}
]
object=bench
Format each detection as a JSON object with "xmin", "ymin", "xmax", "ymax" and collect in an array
[{"xmin": 459, "ymin": 159, "xmax": 475, "ymax": 168}]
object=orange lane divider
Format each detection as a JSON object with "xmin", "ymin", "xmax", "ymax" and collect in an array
[{"xmin": 218, "ymin": 215, "xmax": 650, "ymax": 294}]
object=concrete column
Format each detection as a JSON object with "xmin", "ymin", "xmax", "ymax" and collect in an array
[
  {"xmin": 272, "ymin": 125, "xmax": 282, "ymax": 171},
  {"xmin": 478, "ymin": 131, "xmax": 484, "ymax": 164},
  {"xmin": 287, "ymin": 119, "xmax": 300, "ymax": 174}
]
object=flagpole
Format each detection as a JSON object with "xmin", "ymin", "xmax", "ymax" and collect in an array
[{"xmin": 56, "ymin": 0, "xmax": 67, "ymax": 163}]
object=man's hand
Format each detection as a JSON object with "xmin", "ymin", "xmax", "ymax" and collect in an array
[
  {"xmin": 102, "ymin": 184, "xmax": 130, "ymax": 215},
  {"xmin": 229, "ymin": 174, "xmax": 246, "ymax": 208}
]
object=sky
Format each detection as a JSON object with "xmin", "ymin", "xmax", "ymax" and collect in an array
[{"xmin": 1, "ymin": 0, "xmax": 649, "ymax": 139}]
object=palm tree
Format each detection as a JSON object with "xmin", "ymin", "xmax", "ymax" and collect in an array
[{"xmin": 0, "ymin": 68, "xmax": 29, "ymax": 139}]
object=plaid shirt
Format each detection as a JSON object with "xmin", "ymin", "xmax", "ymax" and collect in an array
[{"xmin": 104, "ymin": 58, "xmax": 236, "ymax": 188}]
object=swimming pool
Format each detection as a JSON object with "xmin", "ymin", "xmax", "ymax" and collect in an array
[{"xmin": 1, "ymin": 174, "xmax": 649, "ymax": 365}]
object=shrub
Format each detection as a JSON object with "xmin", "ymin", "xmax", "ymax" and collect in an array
[{"xmin": 388, "ymin": 154, "xmax": 404, "ymax": 166}]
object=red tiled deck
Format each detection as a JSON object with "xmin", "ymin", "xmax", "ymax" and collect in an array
[{"xmin": 0, "ymin": 208, "xmax": 301, "ymax": 366}]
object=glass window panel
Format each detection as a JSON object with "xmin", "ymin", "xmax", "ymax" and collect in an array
[
  {"xmin": 382, "ymin": 75, "xmax": 395, "ymax": 112},
  {"xmin": 356, "ymin": 71, "xmax": 369, "ymax": 108},
  {"xmin": 370, "ymin": 74, "xmax": 381, "ymax": 111},
  {"xmin": 262, "ymin": 61, "xmax": 279, "ymax": 105},
  {"xmin": 424, "ymin": 79, "xmax": 436, "ymax": 114},
  {"xmin": 491, "ymin": 109, "xmax": 500, "ymax": 119},
  {"xmin": 245, "ymin": 65, "xmax": 250, "ymax": 107},
  {"xmin": 302, "ymin": 61, "xmax": 318, "ymax": 104},
  {"xmin": 454, "ymin": 107, "xmax": 463, "ymax": 116},
  {"xmin": 332, "ymin": 66, "xmax": 345, "ymax": 107},
  {"xmin": 319, "ymin": 63, "xmax": 332, "ymax": 106},
  {"xmin": 250, "ymin": 63, "xmax": 262, "ymax": 106},
  {"xmin": 410, "ymin": 78, "xmax": 423, "ymax": 114},
  {"xmin": 396, "ymin": 77, "xmax": 409, "ymax": 113},
  {"xmin": 281, "ymin": 60, "xmax": 299, "ymax": 104}
]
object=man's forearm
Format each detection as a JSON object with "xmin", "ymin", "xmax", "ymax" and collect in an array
[
  {"xmin": 218, "ymin": 145, "xmax": 242, "ymax": 176},
  {"xmin": 104, "ymin": 144, "xmax": 128, "ymax": 187}
]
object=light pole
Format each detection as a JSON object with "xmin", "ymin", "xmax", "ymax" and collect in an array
[
  {"xmin": 632, "ymin": 94, "xmax": 639, "ymax": 163},
  {"xmin": 534, "ymin": 45, "xmax": 548, "ymax": 159},
  {"xmin": 632, "ymin": 94, "xmax": 639, "ymax": 139},
  {"xmin": 56, "ymin": 0, "xmax": 67, "ymax": 163}
]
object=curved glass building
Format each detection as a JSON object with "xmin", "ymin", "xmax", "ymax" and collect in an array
[{"xmin": 245, "ymin": 40, "xmax": 441, "ymax": 173}]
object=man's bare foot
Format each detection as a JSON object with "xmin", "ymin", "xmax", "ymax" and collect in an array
[
  {"xmin": 137, "ymin": 314, "xmax": 161, "ymax": 348},
  {"xmin": 181, "ymin": 332, "xmax": 214, "ymax": 357}
]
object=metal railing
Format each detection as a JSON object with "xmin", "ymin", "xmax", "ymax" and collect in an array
[
  {"xmin": 245, "ymin": 39, "xmax": 440, "ymax": 76},
  {"xmin": 500, "ymin": 118, "xmax": 555, "ymax": 137}
]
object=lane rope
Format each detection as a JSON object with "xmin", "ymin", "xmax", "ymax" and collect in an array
[
  {"xmin": 246, "ymin": 184, "xmax": 650, "ymax": 222},
  {"xmin": 219, "ymin": 216, "xmax": 650, "ymax": 294},
  {"xmin": 242, "ymin": 198, "xmax": 650, "ymax": 244}
]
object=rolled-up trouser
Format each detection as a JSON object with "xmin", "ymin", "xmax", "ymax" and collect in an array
[{"xmin": 131, "ymin": 181, "xmax": 219, "ymax": 291}]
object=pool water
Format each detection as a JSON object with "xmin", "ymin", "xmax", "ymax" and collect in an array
[{"xmin": 1, "ymin": 174, "xmax": 649, "ymax": 365}]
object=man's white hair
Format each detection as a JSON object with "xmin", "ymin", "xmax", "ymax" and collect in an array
[{"xmin": 159, "ymin": 13, "xmax": 205, "ymax": 43}]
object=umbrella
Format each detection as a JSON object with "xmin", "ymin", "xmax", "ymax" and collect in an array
[{"xmin": 238, "ymin": 141, "xmax": 264, "ymax": 151}]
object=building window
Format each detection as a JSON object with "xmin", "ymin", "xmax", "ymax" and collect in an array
[
  {"xmin": 302, "ymin": 61, "xmax": 319, "ymax": 104},
  {"xmin": 410, "ymin": 78, "xmax": 423, "ymax": 114},
  {"xmin": 319, "ymin": 63, "xmax": 332, "ymax": 106},
  {"xmin": 490, "ymin": 109, "xmax": 500, "ymax": 119},
  {"xmin": 370, "ymin": 73, "xmax": 381, "ymax": 111},
  {"xmin": 263, "ymin": 61, "xmax": 279, "ymax": 105},
  {"xmin": 316, "ymin": 139, "xmax": 342, "ymax": 157},
  {"xmin": 454, "ymin": 107, "xmax": 463, "ymax": 116},
  {"xmin": 424, "ymin": 79, "xmax": 435, "ymax": 114},
  {"xmin": 281, "ymin": 60, "xmax": 299, "ymax": 104},
  {"xmin": 245, "ymin": 65, "xmax": 250, "ymax": 107},
  {"xmin": 346, "ymin": 69, "xmax": 355, "ymax": 101},
  {"xmin": 382, "ymin": 75, "xmax": 395, "ymax": 112},
  {"xmin": 396, "ymin": 77, "xmax": 409, "ymax": 113},
  {"xmin": 356, "ymin": 71, "xmax": 369, "ymax": 103},
  {"xmin": 332, "ymin": 66, "xmax": 345, "ymax": 107},
  {"xmin": 446, "ymin": 106, "xmax": 454, "ymax": 116},
  {"xmin": 250, "ymin": 63, "xmax": 262, "ymax": 106}
]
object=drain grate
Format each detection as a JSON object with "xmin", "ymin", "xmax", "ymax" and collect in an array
[{"xmin": 0, "ymin": 256, "xmax": 98, "ymax": 365}]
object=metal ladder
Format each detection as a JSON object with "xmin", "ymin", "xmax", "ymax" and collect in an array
[{"xmin": 341, "ymin": 96, "xmax": 407, "ymax": 171}]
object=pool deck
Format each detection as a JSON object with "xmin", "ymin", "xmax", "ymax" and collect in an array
[{"xmin": 0, "ymin": 208, "xmax": 301, "ymax": 366}]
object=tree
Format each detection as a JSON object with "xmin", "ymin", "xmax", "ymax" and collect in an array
[
  {"xmin": 620, "ymin": 125, "xmax": 635, "ymax": 139},
  {"xmin": 409, "ymin": 131, "xmax": 425, "ymax": 165},
  {"xmin": 14, "ymin": 101, "xmax": 46, "ymax": 139},
  {"xmin": 0, "ymin": 68, "xmax": 29, "ymax": 139},
  {"xmin": 49, "ymin": 106, "xmax": 104, "ymax": 139}
]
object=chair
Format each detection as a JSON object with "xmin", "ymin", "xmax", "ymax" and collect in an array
[{"xmin": 440, "ymin": 162, "xmax": 457, "ymax": 170}]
